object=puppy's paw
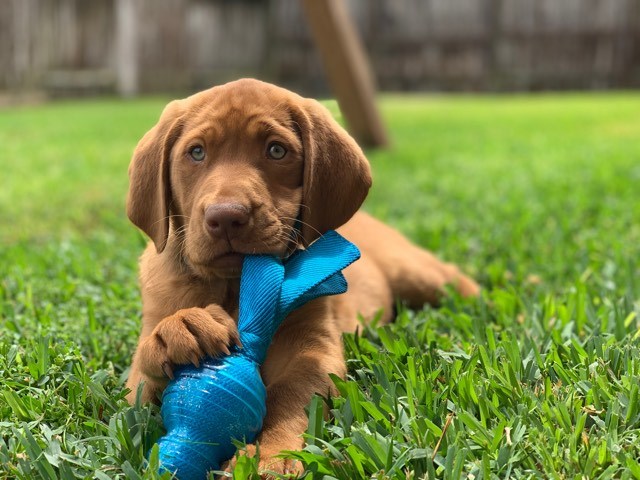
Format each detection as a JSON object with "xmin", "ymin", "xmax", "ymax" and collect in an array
[
  {"xmin": 455, "ymin": 272, "xmax": 481, "ymax": 298},
  {"xmin": 439, "ymin": 263, "xmax": 481, "ymax": 298},
  {"xmin": 137, "ymin": 305, "xmax": 241, "ymax": 380},
  {"xmin": 225, "ymin": 444, "xmax": 304, "ymax": 479}
]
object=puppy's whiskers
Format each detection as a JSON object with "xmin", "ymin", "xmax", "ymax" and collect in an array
[
  {"xmin": 149, "ymin": 214, "xmax": 192, "ymax": 230},
  {"xmin": 172, "ymin": 224, "xmax": 190, "ymax": 260},
  {"xmin": 278, "ymin": 215, "xmax": 323, "ymax": 242}
]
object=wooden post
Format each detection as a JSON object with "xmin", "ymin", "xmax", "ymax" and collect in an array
[
  {"xmin": 115, "ymin": 0, "xmax": 139, "ymax": 97},
  {"xmin": 301, "ymin": 0, "xmax": 388, "ymax": 148}
]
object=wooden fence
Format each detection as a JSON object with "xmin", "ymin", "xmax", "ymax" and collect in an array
[{"xmin": 1, "ymin": 0, "xmax": 639, "ymax": 96}]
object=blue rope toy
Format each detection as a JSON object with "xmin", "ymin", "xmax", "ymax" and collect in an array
[{"xmin": 154, "ymin": 230, "xmax": 360, "ymax": 479}]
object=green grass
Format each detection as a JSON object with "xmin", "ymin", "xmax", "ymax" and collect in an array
[{"xmin": 1, "ymin": 92, "xmax": 640, "ymax": 479}]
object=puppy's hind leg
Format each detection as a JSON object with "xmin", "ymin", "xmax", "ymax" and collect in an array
[
  {"xmin": 387, "ymin": 241, "xmax": 480, "ymax": 308},
  {"xmin": 340, "ymin": 212, "xmax": 479, "ymax": 310}
]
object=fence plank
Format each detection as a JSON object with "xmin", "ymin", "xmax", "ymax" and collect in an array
[{"xmin": 115, "ymin": 0, "xmax": 138, "ymax": 96}]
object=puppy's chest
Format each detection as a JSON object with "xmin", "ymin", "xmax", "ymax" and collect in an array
[{"xmin": 166, "ymin": 276, "xmax": 240, "ymax": 321}]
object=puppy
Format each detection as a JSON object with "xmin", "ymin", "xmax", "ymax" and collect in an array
[{"xmin": 125, "ymin": 78, "xmax": 478, "ymax": 475}]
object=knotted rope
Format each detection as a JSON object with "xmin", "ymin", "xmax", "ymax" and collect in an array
[{"xmin": 155, "ymin": 231, "xmax": 360, "ymax": 479}]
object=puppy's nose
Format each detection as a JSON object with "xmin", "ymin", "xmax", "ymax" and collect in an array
[{"xmin": 204, "ymin": 203, "xmax": 250, "ymax": 238}]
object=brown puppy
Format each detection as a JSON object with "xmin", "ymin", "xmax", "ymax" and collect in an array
[{"xmin": 125, "ymin": 79, "xmax": 478, "ymax": 475}]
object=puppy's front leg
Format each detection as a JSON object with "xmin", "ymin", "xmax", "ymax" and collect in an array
[
  {"xmin": 228, "ymin": 300, "xmax": 345, "ymax": 476},
  {"xmin": 125, "ymin": 304, "xmax": 241, "ymax": 404}
]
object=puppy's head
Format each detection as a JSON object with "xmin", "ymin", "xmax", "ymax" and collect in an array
[{"xmin": 127, "ymin": 79, "xmax": 371, "ymax": 278}]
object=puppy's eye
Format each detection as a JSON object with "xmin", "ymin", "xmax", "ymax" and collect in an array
[
  {"xmin": 189, "ymin": 145, "xmax": 206, "ymax": 162},
  {"xmin": 267, "ymin": 142, "xmax": 287, "ymax": 160}
]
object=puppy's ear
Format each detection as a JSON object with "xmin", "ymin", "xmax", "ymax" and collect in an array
[
  {"xmin": 294, "ymin": 99, "xmax": 372, "ymax": 245},
  {"xmin": 127, "ymin": 100, "xmax": 184, "ymax": 253}
]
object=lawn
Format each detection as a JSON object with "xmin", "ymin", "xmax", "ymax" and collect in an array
[{"xmin": 1, "ymin": 92, "xmax": 640, "ymax": 479}]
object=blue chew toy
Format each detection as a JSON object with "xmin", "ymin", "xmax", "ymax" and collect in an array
[{"xmin": 155, "ymin": 231, "xmax": 360, "ymax": 479}]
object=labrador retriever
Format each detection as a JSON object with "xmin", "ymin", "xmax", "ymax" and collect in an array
[{"xmin": 125, "ymin": 78, "xmax": 478, "ymax": 475}]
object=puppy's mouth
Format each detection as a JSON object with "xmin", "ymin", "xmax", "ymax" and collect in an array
[
  {"xmin": 183, "ymin": 222, "xmax": 298, "ymax": 279},
  {"xmin": 188, "ymin": 242, "xmax": 287, "ymax": 279},
  {"xmin": 211, "ymin": 251, "xmax": 245, "ymax": 270}
]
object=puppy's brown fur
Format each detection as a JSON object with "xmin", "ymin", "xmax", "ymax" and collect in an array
[{"xmin": 125, "ymin": 79, "xmax": 478, "ymax": 475}]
